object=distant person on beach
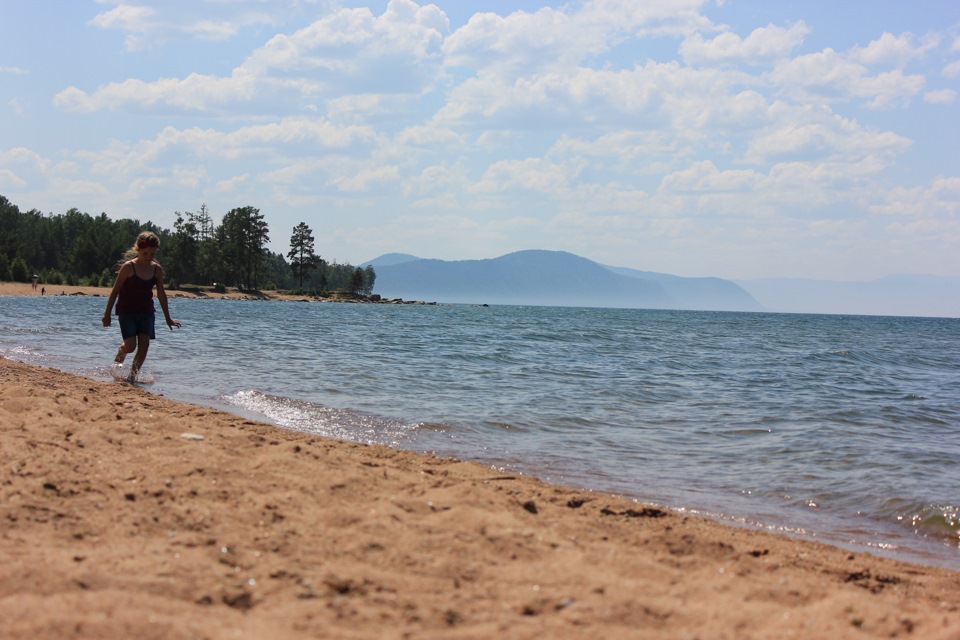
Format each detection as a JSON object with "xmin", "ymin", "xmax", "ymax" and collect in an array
[{"xmin": 101, "ymin": 231, "xmax": 181, "ymax": 379}]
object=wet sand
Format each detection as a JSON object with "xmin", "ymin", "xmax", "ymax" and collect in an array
[{"xmin": 1, "ymin": 356, "xmax": 959, "ymax": 639}]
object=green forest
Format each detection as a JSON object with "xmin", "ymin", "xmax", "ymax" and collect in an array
[{"xmin": 0, "ymin": 194, "xmax": 375, "ymax": 296}]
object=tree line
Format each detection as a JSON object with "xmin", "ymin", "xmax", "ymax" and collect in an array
[{"xmin": 0, "ymin": 195, "xmax": 375, "ymax": 295}]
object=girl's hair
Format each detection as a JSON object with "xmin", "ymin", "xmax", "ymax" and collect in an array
[{"xmin": 120, "ymin": 231, "xmax": 161, "ymax": 264}]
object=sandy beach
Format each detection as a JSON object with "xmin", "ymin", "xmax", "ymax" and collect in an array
[
  {"xmin": 0, "ymin": 282, "xmax": 305, "ymax": 302},
  {"xmin": 1, "ymin": 355, "xmax": 959, "ymax": 640}
]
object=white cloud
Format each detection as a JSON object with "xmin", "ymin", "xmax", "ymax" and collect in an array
[
  {"xmin": 394, "ymin": 124, "xmax": 463, "ymax": 149},
  {"xmin": 7, "ymin": 99, "xmax": 28, "ymax": 117},
  {"xmin": 88, "ymin": 0, "xmax": 312, "ymax": 50},
  {"xmin": 850, "ymin": 31, "xmax": 938, "ymax": 67},
  {"xmin": 63, "ymin": 1, "xmax": 448, "ymax": 114},
  {"xmin": 444, "ymin": 7, "xmax": 588, "ymax": 72},
  {"xmin": 89, "ymin": 3, "xmax": 156, "ymax": 31},
  {"xmin": 660, "ymin": 160, "xmax": 763, "ymax": 193},
  {"xmin": 54, "ymin": 69, "xmax": 260, "ymax": 113},
  {"xmin": 474, "ymin": 157, "xmax": 570, "ymax": 194},
  {"xmin": 63, "ymin": 118, "xmax": 379, "ymax": 191},
  {"xmin": 680, "ymin": 22, "xmax": 810, "ymax": 65},
  {"xmin": 769, "ymin": 48, "xmax": 866, "ymax": 97},
  {"xmin": 924, "ymin": 89, "xmax": 956, "ymax": 104},
  {"xmin": 769, "ymin": 49, "xmax": 925, "ymax": 108},
  {"xmin": 443, "ymin": 0, "xmax": 713, "ymax": 73},
  {"xmin": 247, "ymin": 1, "xmax": 448, "ymax": 77},
  {"xmin": 0, "ymin": 168, "xmax": 28, "ymax": 189},
  {"xmin": 435, "ymin": 60, "xmax": 758, "ymax": 137},
  {"xmin": 1, "ymin": 66, "xmax": 29, "ymax": 75},
  {"xmin": 184, "ymin": 20, "xmax": 241, "ymax": 41},
  {"xmin": 871, "ymin": 176, "xmax": 960, "ymax": 218},
  {"xmin": 857, "ymin": 69, "xmax": 926, "ymax": 109},
  {"xmin": 744, "ymin": 108, "xmax": 911, "ymax": 164},
  {"xmin": 332, "ymin": 164, "xmax": 401, "ymax": 192},
  {"xmin": 0, "ymin": 147, "xmax": 51, "ymax": 189},
  {"xmin": 215, "ymin": 174, "xmax": 251, "ymax": 193},
  {"xmin": 943, "ymin": 60, "xmax": 960, "ymax": 78}
]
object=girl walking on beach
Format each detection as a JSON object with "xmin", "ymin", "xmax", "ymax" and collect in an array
[{"xmin": 102, "ymin": 231, "xmax": 181, "ymax": 380}]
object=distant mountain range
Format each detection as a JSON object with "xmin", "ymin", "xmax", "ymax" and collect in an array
[
  {"xmin": 363, "ymin": 250, "xmax": 761, "ymax": 311},
  {"xmin": 363, "ymin": 250, "xmax": 959, "ymax": 317}
]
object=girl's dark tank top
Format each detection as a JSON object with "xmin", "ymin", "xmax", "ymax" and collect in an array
[{"xmin": 116, "ymin": 263, "xmax": 156, "ymax": 314}]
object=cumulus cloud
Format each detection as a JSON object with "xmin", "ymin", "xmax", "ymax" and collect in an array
[
  {"xmin": 54, "ymin": 70, "xmax": 260, "ymax": 113},
  {"xmin": 680, "ymin": 22, "xmax": 811, "ymax": 66},
  {"xmin": 89, "ymin": 3, "xmax": 156, "ymax": 31},
  {"xmin": 248, "ymin": 1, "xmax": 448, "ymax": 73},
  {"xmin": 0, "ymin": 147, "xmax": 51, "ymax": 189},
  {"xmin": 0, "ymin": 169, "xmax": 28, "ymax": 189},
  {"xmin": 769, "ymin": 49, "xmax": 925, "ymax": 108},
  {"xmin": 660, "ymin": 160, "xmax": 763, "ymax": 193},
  {"xmin": 62, "ymin": 1, "xmax": 448, "ymax": 114},
  {"xmin": 444, "ymin": 0, "xmax": 713, "ymax": 73},
  {"xmin": 435, "ymin": 60, "xmax": 757, "ymax": 135},
  {"xmin": 850, "ymin": 32, "xmax": 939, "ymax": 67},
  {"xmin": 88, "ymin": 0, "xmax": 309, "ymax": 50},
  {"xmin": 744, "ymin": 108, "xmax": 911, "ymax": 164},
  {"xmin": 332, "ymin": 164, "xmax": 401, "ymax": 192},
  {"xmin": 474, "ymin": 157, "xmax": 570, "ymax": 194},
  {"xmin": 924, "ymin": 89, "xmax": 956, "ymax": 104},
  {"xmin": 873, "ymin": 176, "xmax": 960, "ymax": 216}
]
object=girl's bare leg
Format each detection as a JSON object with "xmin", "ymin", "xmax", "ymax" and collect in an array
[
  {"xmin": 130, "ymin": 334, "xmax": 150, "ymax": 379},
  {"xmin": 115, "ymin": 337, "xmax": 136, "ymax": 364}
]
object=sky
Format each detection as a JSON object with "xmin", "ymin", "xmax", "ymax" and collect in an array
[{"xmin": 1, "ymin": 0, "xmax": 958, "ymax": 280}]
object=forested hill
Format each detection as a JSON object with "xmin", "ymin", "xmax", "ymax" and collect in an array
[
  {"xmin": 0, "ymin": 195, "xmax": 370, "ymax": 294},
  {"xmin": 364, "ymin": 250, "xmax": 763, "ymax": 311}
]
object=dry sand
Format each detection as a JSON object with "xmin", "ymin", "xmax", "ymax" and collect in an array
[
  {"xmin": 1, "ymin": 357, "xmax": 959, "ymax": 639},
  {"xmin": 0, "ymin": 282, "xmax": 304, "ymax": 302}
]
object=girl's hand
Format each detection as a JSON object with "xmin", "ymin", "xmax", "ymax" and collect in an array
[
  {"xmin": 167, "ymin": 318, "xmax": 182, "ymax": 329},
  {"xmin": 102, "ymin": 315, "xmax": 111, "ymax": 328}
]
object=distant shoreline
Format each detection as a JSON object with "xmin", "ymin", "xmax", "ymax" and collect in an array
[
  {"xmin": 0, "ymin": 281, "xmax": 434, "ymax": 305},
  {"xmin": 0, "ymin": 281, "xmax": 299, "ymax": 301}
]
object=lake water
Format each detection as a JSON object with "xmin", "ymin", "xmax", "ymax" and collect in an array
[{"xmin": 1, "ymin": 294, "xmax": 958, "ymax": 570}]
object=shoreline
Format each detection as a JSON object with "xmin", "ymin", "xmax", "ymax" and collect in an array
[
  {"xmin": 0, "ymin": 281, "xmax": 320, "ymax": 302},
  {"xmin": 0, "ymin": 281, "xmax": 436, "ymax": 305},
  {"xmin": 1, "ymin": 357, "xmax": 958, "ymax": 639}
]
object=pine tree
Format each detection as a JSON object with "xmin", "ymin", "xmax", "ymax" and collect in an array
[{"xmin": 287, "ymin": 222, "xmax": 317, "ymax": 290}]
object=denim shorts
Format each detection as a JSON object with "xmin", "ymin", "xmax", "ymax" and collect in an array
[{"xmin": 118, "ymin": 312, "xmax": 156, "ymax": 340}]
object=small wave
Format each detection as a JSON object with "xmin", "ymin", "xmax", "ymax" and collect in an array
[
  {"xmin": 222, "ymin": 389, "xmax": 417, "ymax": 446},
  {"xmin": 895, "ymin": 504, "xmax": 960, "ymax": 545},
  {"xmin": 0, "ymin": 345, "xmax": 51, "ymax": 368}
]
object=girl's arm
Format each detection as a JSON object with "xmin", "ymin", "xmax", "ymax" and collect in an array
[
  {"xmin": 154, "ymin": 264, "xmax": 181, "ymax": 329},
  {"xmin": 102, "ymin": 262, "xmax": 132, "ymax": 327}
]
